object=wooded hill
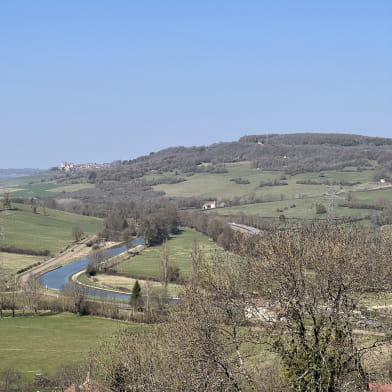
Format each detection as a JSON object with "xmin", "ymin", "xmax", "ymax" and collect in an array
[
  {"xmin": 70, "ymin": 132, "xmax": 392, "ymax": 182},
  {"xmin": 49, "ymin": 132, "xmax": 392, "ymax": 204},
  {"xmin": 3, "ymin": 132, "xmax": 392, "ymax": 228}
]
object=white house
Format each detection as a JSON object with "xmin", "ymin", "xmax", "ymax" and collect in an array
[{"xmin": 202, "ymin": 200, "xmax": 217, "ymax": 210}]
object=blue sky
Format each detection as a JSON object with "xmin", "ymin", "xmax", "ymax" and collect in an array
[{"xmin": 0, "ymin": 1, "xmax": 391, "ymax": 168}]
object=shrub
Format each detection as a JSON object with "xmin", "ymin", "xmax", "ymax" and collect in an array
[
  {"xmin": 167, "ymin": 264, "xmax": 181, "ymax": 282},
  {"xmin": 315, "ymin": 203, "xmax": 327, "ymax": 214}
]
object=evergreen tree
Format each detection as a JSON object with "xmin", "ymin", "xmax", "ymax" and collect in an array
[{"xmin": 130, "ymin": 280, "xmax": 143, "ymax": 310}]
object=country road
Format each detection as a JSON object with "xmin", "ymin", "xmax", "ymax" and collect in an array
[{"xmin": 230, "ymin": 222, "xmax": 262, "ymax": 235}]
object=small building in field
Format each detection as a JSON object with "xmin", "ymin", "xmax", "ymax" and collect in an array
[{"xmin": 202, "ymin": 200, "xmax": 217, "ymax": 210}]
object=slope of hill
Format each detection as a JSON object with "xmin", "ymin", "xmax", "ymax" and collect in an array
[
  {"xmin": 118, "ymin": 132, "xmax": 392, "ymax": 178},
  {"xmin": 0, "ymin": 203, "xmax": 102, "ymax": 254},
  {"xmin": 1, "ymin": 133, "xmax": 392, "ymax": 226},
  {"xmin": 0, "ymin": 313, "xmax": 136, "ymax": 379}
]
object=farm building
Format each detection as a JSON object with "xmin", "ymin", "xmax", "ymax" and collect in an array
[{"xmin": 202, "ymin": 200, "xmax": 217, "ymax": 209}]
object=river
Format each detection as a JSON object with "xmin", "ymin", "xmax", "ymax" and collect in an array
[{"xmin": 41, "ymin": 238, "xmax": 144, "ymax": 301}]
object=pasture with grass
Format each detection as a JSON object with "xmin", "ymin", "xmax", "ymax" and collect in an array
[
  {"xmin": 3, "ymin": 182, "xmax": 95, "ymax": 198},
  {"xmin": 0, "ymin": 203, "xmax": 102, "ymax": 255},
  {"xmin": 153, "ymin": 163, "xmax": 376, "ymax": 200},
  {"xmin": 116, "ymin": 228, "xmax": 222, "ymax": 279},
  {"xmin": 79, "ymin": 273, "xmax": 183, "ymax": 297},
  {"xmin": 152, "ymin": 163, "xmax": 391, "ymax": 223},
  {"xmin": 0, "ymin": 253, "xmax": 47, "ymax": 275},
  {"xmin": 0, "ymin": 313, "xmax": 139, "ymax": 379},
  {"xmin": 211, "ymin": 197, "xmax": 375, "ymax": 221},
  {"xmin": 0, "ymin": 171, "xmax": 95, "ymax": 198}
]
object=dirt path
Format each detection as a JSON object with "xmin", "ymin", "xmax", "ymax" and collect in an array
[
  {"xmin": 353, "ymin": 329, "xmax": 386, "ymax": 337},
  {"xmin": 230, "ymin": 223, "xmax": 261, "ymax": 235}
]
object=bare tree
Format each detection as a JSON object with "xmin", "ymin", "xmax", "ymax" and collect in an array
[
  {"xmin": 72, "ymin": 226, "xmax": 84, "ymax": 242},
  {"xmin": 91, "ymin": 252, "xmax": 275, "ymax": 392},
  {"xmin": 2, "ymin": 192, "xmax": 11, "ymax": 210},
  {"xmin": 159, "ymin": 240, "xmax": 169, "ymax": 289},
  {"xmin": 0, "ymin": 369, "xmax": 24, "ymax": 392},
  {"xmin": 53, "ymin": 363, "xmax": 89, "ymax": 390},
  {"xmin": 5, "ymin": 276, "xmax": 18, "ymax": 317},
  {"xmin": 61, "ymin": 282, "xmax": 88, "ymax": 315},
  {"xmin": 143, "ymin": 280, "xmax": 152, "ymax": 313},
  {"xmin": 30, "ymin": 197, "xmax": 38, "ymax": 214},
  {"xmin": 86, "ymin": 250, "xmax": 108, "ymax": 276},
  {"xmin": 0, "ymin": 262, "xmax": 6, "ymax": 318},
  {"xmin": 237, "ymin": 223, "xmax": 392, "ymax": 392},
  {"xmin": 86, "ymin": 223, "xmax": 392, "ymax": 392},
  {"xmin": 190, "ymin": 239, "xmax": 203, "ymax": 286},
  {"xmin": 23, "ymin": 276, "xmax": 42, "ymax": 313}
]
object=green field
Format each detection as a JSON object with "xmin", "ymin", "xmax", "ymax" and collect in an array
[
  {"xmin": 352, "ymin": 188, "xmax": 392, "ymax": 203},
  {"xmin": 210, "ymin": 198, "xmax": 374, "ymax": 221},
  {"xmin": 2, "ymin": 164, "xmax": 388, "ymax": 224},
  {"xmin": 2, "ymin": 182, "xmax": 94, "ymax": 198},
  {"xmin": 117, "ymin": 228, "xmax": 221, "ymax": 279},
  {"xmin": 79, "ymin": 273, "xmax": 182, "ymax": 297},
  {"xmin": 46, "ymin": 183, "xmax": 95, "ymax": 193},
  {"xmin": 0, "ymin": 313, "xmax": 138, "ymax": 378},
  {"xmin": 149, "ymin": 163, "xmax": 390, "ymax": 221},
  {"xmin": 0, "ymin": 203, "xmax": 102, "ymax": 254},
  {"xmin": 294, "ymin": 169, "xmax": 375, "ymax": 183},
  {"xmin": 154, "ymin": 163, "xmax": 290, "ymax": 199},
  {"xmin": 153, "ymin": 163, "xmax": 376, "ymax": 200},
  {"xmin": 0, "ymin": 172, "xmax": 95, "ymax": 197},
  {"xmin": 0, "ymin": 253, "xmax": 47, "ymax": 275}
]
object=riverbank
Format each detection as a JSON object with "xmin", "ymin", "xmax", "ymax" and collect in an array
[{"xmin": 75, "ymin": 270, "xmax": 182, "ymax": 297}]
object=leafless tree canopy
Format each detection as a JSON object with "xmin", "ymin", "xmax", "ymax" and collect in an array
[{"xmin": 89, "ymin": 223, "xmax": 392, "ymax": 392}]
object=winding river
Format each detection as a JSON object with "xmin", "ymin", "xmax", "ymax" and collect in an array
[{"xmin": 41, "ymin": 238, "xmax": 144, "ymax": 301}]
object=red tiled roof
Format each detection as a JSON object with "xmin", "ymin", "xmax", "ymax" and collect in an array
[
  {"xmin": 64, "ymin": 386, "xmax": 80, "ymax": 392},
  {"xmin": 369, "ymin": 383, "xmax": 392, "ymax": 392}
]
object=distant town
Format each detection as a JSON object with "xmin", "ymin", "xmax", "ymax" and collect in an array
[{"xmin": 60, "ymin": 161, "xmax": 111, "ymax": 173}]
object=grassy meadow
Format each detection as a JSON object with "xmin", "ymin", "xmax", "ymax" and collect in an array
[
  {"xmin": 0, "ymin": 172, "xmax": 95, "ymax": 198},
  {"xmin": 352, "ymin": 188, "xmax": 392, "ymax": 204},
  {"xmin": 117, "ymin": 228, "xmax": 222, "ymax": 279},
  {"xmin": 210, "ymin": 198, "xmax": 373, "ymax": 220},
  {"xmin": 79, "ymin": 273, "xmax": 182, "ymax": 297},
  {"xmin": 0, "ymin": 253, "xmax": 47, "ymax": 275},
  {"xmin": 0, "ymin": 313, "xmax": 138, "ymax": 379},
  {"xmin": 0, "ymin": 203, "xmax": 102, "ymax": 254},
  {"xmin": 153, "ymin": 163, "xmax": 376, "ymax": 200},
  {"xmin": 150, "ymin": 162, "xmax": 390, "ymax": 221},
  {"xmin": 3, "ymin": 182, "xmax": 94, "ymax": 198},
  {"xmin": 79, "ymin": 228, "xmax": 229, "ymax": 298}
]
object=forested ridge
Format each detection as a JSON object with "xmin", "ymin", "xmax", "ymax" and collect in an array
[
  {"xmin": 71, "ymin": 133, "xmax": 392, "ymax": 182},
  {"xmin": 41, "ymin": 133, "xmax": 392, "ymax": 217}
]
